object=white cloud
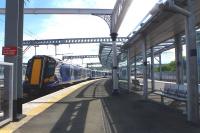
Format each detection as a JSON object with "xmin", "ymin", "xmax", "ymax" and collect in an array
[
  {"xmin": 23, "ymin": 43, "xmax": 100, "ymax": 66},
  {"xmin": 23, "ymin": 0, "xmax": 163, "ymax": 65},
  {"xmin": 23, "ymin": 14, "xmax": 109, "ymax": 63},
  {"xmin": 53, "ymin": 0, "xmax": 116, "ymax": 9},
  {"xmin": 118, "ymin": 0, "xmax": 159, "ymax": 36},
  {"xmin": 38, "ymin": 14, "xmax": 110, "ymax": 39}
]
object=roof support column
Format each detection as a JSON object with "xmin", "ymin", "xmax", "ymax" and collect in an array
[
  {"xmin": 134, "ymin": 56, "xmax": 137, "ymax": 89},
  {"xmin": 134, "ymin": 57, "xmax": 137, "ymax": 79},
  {"xmin": 16, "ymin": 0, "xmax": 24, "ymax": 116},
  {"xmin": 185, "ymin": 0, "xmax": 199, "ymax": 123},
  {"xmin": 127, "ymin": 49, "xmax": 131, "ymax": 91},
  {"xmin": 4, "ymin": 0, "xmax": 24, "ymax": 121},
  {"xmin": 143, "ymin": 37, "xmax": 148, "ymax": 99},
  {"xmin": 159, "ymin": 54, "xmax": 162, "ymax": 80},
  {"xmin": 55, "ymin": 45, "xmax": 57, "ymax": 56},
  {"xmin": 151, "ymin": 47, "xmax": 155, "ymax": 91},
  {"xmin": 175, "ymin": 34, "xmax": 183, "ymax": 84},
  {"xmin": 110, "ymin": 33, "xmax": 119, "ymax": 94}
]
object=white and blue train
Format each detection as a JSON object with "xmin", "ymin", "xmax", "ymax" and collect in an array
[{"xmin": 23, "ymin": 55, "xmax": 107, "ymax": 95}]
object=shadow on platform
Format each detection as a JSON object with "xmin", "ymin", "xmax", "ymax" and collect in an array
[{"xmin": 14, "ymin": 79, "xmax": 200, "ymax": 133}]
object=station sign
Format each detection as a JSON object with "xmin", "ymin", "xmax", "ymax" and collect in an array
[{"xmin": 2, "ymin": 46, "xmax": 17, "ymax": 56}]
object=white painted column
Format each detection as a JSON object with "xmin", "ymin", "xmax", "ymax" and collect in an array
[
  {"xmin": 127, "ymin": 49, "xmax": 131, "ymax": 91},
  {"xmin": 159, "ymin": 54, "xmax": 162, "ymax": 80},
  {"xmin": 110, "ymin": 33, "xmax": 119, "ymax": 94},
  {"xmin": 143, "ymin": 38, "xmax": 148, "ymax": 99},
  {"xmin": 185, "ymin": 0, "xmax": 199, "ymax": 123},
  {"xmin": 134, "ymin": 56, "xmax": 137, "ymax": 80},
  {"xmin": 175, "ymin": 34, "xmax": 183, "ymax": 84},
  {"xmin": 151, "ymin": 47, "xmax": 155, "ymax": 91}
]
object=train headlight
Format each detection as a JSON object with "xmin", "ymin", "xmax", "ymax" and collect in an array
[
  {"xmin": 49, "ymin": 76, "xmax": 55, "ymax": 82},
  {"xmin": 25, "ymin": 76, "xmax": 28, "ymax": 81},
  {"xmin": 44, "ymin": 78, "xmax": 49, "ymax": 83},
  {"xmin": 44, "ymin": 76, "xmax": 55, "ymax": 83}
]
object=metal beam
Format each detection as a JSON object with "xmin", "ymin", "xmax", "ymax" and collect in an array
[
  {"xmin": 99, "ymin": 43, "xmax": 123, "ymax": 47},
  {"xmin": 125, "ymin": 0, "xmax": 200, "ymax": 59},
  {"xmin": 87, "ymin": 63, "xmax": 102, "ymax": 68},
  {"xmin": 62, "ymin": 55, "xmax": 99, "ymax": 60},
  {"xmin": 23, "ymin": 37, "xmax": 127, "ymax": 46},
  {"xmin": 105, "ymin": 49, "xmax": 113, "ymax": 64},
  {"xmin": 87, "ymin": 62, "xmax": 101, "ymax": 65},
  {"xmin": 175, "ymin": 34, "xmax": 183, "ymax": 84},
  {"xmin": 153, "ymin": 43, "xmax": 174, "ymax": 56},
  {"xmin": 132, "ymin": 42, "xmax": 175, "ymax": 70},
  {"xmin": 99, "ymin": 41, "xmax": 124, "ymax": 68},
  {"xmin": 111, "ymin": 0, "xmax": 133, "ymax": 33},
  {"xmin": 0, "ymin": 8, "xmax": 112, "ymax": 15}
]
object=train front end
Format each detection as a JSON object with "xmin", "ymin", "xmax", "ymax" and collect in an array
[{"xmin": 23, "ymin": 55, "xmax": 58, "ymax": 95}]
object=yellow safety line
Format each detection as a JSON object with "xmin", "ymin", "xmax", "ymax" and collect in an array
[{"xmin": 0, "ymin": 79, "xmax": 99, "ymax": 133}]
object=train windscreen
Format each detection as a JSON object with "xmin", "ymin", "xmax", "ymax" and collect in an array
[
  {"xmin": 25, "ymin": 59, "xmax": 32, "ymax": 78},
  {"xmin": 45, "ymin": 63, "xmax": 55, "ymax": 77}
]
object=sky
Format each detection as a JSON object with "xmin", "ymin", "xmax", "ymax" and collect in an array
[{"xmin": 0, "ymin": 0, "xmax": 177, "ymax": 67}]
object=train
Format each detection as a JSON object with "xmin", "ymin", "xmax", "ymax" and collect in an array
[{"xmin": 23, "ymin": 55, "xmax": 108, "ymax": 95}]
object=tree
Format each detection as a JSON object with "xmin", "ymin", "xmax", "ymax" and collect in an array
[{"xmin": 155, "ymin": 60, "xmax": 176, "ymax": 72}]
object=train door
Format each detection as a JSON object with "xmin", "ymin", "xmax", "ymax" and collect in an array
[
  {"xmin": 73, "ymin": 67, "xmax": 79, "ymax": 80},
  {"xmin": 70, "ymin": 65, "xmax": 75, "ymax": 81},
  {"xmin": 60, "ymin": 64, "xmax": 71, "ymax": 82}
]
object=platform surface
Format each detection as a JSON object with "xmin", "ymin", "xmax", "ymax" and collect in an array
[{"xmin": 2, "ymin": 79, "xmax": 200, "ymax": 133}]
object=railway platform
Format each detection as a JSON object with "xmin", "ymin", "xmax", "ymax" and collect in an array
[{"xmin": 1, "ymin": 78, "xmax": 200, "ymax": 133}]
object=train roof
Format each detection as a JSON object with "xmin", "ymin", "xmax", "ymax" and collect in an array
[
  {"xmin": 28, "ymin": 55, "xmax": 105, "ymax": 72},
  {"xmin": 31, "ymin": 55, "xmax": 54, "ymax": 59}
]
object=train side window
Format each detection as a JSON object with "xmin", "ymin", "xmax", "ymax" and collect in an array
[
  {"xmin": 65, "ymin": 67, "xmax": 70, "ymax": 77},
  {"xmin": 74, "ymin": 69, "xmax": 78, "ymax": 78}
]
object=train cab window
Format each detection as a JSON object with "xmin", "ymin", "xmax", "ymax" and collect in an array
[
  {"xmin": 26, "ymin": 60, "xmax": 32, "ymax": 77},
  {"xmin": 45, "ymin": 63, "xmax": 56, "ymax": 77}
]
